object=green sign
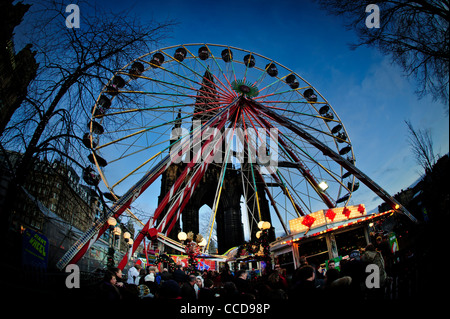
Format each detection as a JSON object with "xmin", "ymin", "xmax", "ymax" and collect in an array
[{"xmin": 389, "ymin": 232, "xmax": 399, "ymax": 254}]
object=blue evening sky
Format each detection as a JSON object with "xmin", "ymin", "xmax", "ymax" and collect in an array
[{"xmin": 20, "ymin": 0, "xmax": 450, "ymax": 238}]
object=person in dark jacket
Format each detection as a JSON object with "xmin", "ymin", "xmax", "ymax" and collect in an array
[
  {"xmin": 234, "ymin": 270, "xmax": 251, "ymax": 294},
  {"xmin": 181, "ymin": 274, "xmax": 197, "ymax": 301},
  {"xmin": 340, "ymin": 250, "xmax": 366, "ymax": 300},
  {"xmin": 99, "ymin": 270, "xmax": 122, "ymax": 301},
  {"xmin": 289, "ymin": 265, "xmax": 322, "ymax": 302}
]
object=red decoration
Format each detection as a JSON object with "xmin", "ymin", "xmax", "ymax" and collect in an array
[
  {"xmin": 358, "ymin": 204, "xmax": 365, "ymax": 214},
  {"xmin": 325, "ymin": 209, "xmax": 336, "ymax": 222},
  {"xmin": 343, "ymin": 207, "xmax": 352, "ymax": 219},
  {"xmin": 302, "ymin": 214, "xmax": 316, "ymax": 228},
  {"xmin": 148, "ymin": 228, "xmax": 158, "ymax": 240}
]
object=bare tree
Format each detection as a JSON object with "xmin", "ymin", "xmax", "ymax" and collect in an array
[
  {"xmin": 0, "ymin": 0, "xmax": 174, "ymax": 221},
  {"xmin": 315, "ymin": 0, "xmax": 449, "ymax": 108},
  {"xmin": 405, "ymin": 120, "xmax": 437, "ymax": 173}
]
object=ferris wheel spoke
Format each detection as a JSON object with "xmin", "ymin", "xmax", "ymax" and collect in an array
[
  {"xmin": 255, "ymin": 169, "xmax": 289, "ymax": 235},
  {"xmin": 127, "ymin": 58, "xmax": 235, "ymax": 102},
  {"xmin": 155, "ymin": 103, "xmax": 240, "ymax": 234},
  {"xmin": 181, "ymin": 46, "xmax": 237, "ymax": 98},
  {"xmin": 203, "ymin": 111, "xmax": 241, "ymax": 250},
  {"xmin": 249, "ymin": 108, "xmax": 348, "ymax": 187},
  {"xmin": 240, "ymin": 110, "xmax": 264, "ymax": 222},
  {"xmin": 256, "ymin": 74, "xmax": 291, "ymax": 97},
  {"xmin": 204, "ymin": 44, "xmax": 237, "ymax": 89},
  {"xmin": 245, "ymin": 105, "xmax": 336, "ymax": 209},
  {"xmin": 240, "ymin": 107, "xmax": 308, "ymax": 217}
]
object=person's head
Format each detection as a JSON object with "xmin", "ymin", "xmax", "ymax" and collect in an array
[
  {"xmin": 327, "ymin": 260, "xmax": 336, "ymax": 269},
  {"xmin": 349, "ymin": 250, "xmax": 361, "ymax": 261},
  {"xmin": 158, "ymin": 280, "xmax": 181, "ymax": 299},
  {"xmin": 104, "ymin": 271, "xmax": 117, "ymax": 285},
  {"xmin": 196, "ymin": 276, "xmax": 204, "ymax": 288},
  {"xmin": 204, "ymin": 278, "xmax": 214, "ymax": 289},
  {"xmin": 296, "ymin": 265, "xmax": 315, "ymax": 282},
  {"xmin": 110, "ymin": 267, "xmax": 122, "ymax": 278},
  {"xmin": 135, "ymin": 263, "xmax": 142, "ymax": 270},
  {"xmin": 148, "ymin": 266, "xmax": 157, "ymax": 273},
  {"xmin": 325, "ymin": 268, "xmax": 340, "ymax": 284},
  {"xmin": 366, "ymin": 243, "xmax": 376, "ymax": 251},
  {"xmin": 146, "ymin": 273, "xmax": 155, "ymax": 282},
  {"xmin": 236, "ymin": 269, "xmax": 247, "ymax": 279},
  {"xmin": 299, "ymin": 256, "xmax": 308, "ymax": 265},
  {"xmin": 188, "ymin": 275, "xmax": 197, "ymax": 286}
]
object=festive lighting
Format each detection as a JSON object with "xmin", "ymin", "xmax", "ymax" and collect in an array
[
  {"xmin": 279, "ymin": 210, "xmax": 393, "ymax": 246},
  {"xmin": 113, "ymin": 226, "xmax": 122, "ymax": 236},
  {"xmin": 198, "ymin": 238, "xmax": 207, "ymax": 247},
  {"xmin": 289, "ymin": 204, "xmax": 367, "ymax": 234},
  {"xmin": 107, "ymin": 217, "xmax": 117, "ymax": 227},
  {"xmin": 178, "ymin": 231, "xmax": 187, "ymax": 241},
  {"xmin": 318, "ymin": 181, "xmax": 329, "ymax": 191}
]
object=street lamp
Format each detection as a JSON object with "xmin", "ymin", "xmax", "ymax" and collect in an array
[
  {"xmin": 113, "ymin": 226, "xmax": 122, "ymax": 238},
  {"xmin": 178, "ymin": 231, "xmax": 187, "ymax": 242},
  {"xmin": 106, "ymin": 217, "xmax": 119, "ymax": 268},
  {"xmin": 198, "ymin": 238, "xmax": 207, "ymax": 247},
  {"xmin": 107, "ymin": 216, "xmax": 117, "ymax": 228},
  {"xmin": 258, "ymin": 221, "xmax": 271, "ymax": 230}
]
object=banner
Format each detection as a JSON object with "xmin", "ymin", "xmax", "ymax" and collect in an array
[
  {"xmin": 22, "ymin": 228, "xmax": 49, "ymax": 269},
  {"xmin": 170, "ymin": 255, "xmax": 216, "ymax": 271}
]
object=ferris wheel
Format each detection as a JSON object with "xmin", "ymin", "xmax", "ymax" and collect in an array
[{"xmin": 57, "ymin": 44, "xmax": 416, "ymax": 271}]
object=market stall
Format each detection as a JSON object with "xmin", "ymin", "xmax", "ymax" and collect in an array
[{"xmin": 270, "ymin": 205, "xmax": 396, "ymax": 270}]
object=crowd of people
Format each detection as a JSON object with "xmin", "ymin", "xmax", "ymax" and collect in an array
[{"xmin": 97, "ymin": 241, "xmax": 399, "ymax": 304}]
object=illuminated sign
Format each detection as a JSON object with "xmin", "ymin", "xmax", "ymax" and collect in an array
[{"xmin": 289, "ymin": 204, "xmax": 367, "ymax": 234}]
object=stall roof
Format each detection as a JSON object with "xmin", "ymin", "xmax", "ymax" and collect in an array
[{"xmin": 270, "ymin": 210, "xmax": 394, "ymax": 252}]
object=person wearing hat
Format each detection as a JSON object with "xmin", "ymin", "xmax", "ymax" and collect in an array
[
  {"xmin": 144, "ymin": 272, "xmax": 158, "ymax": 294},
  {"xmin": 138, "ymin": 284, "xmax": 154, "ymax": 299},
  {"xmin": 194, "ymin": 275, "xmax": 204, "ymax": 298}
]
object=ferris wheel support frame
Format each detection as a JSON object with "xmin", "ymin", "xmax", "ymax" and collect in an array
[
  {"xmin": 117, "ymin": 101, "xmax": 241, "ymax": 270},
  {"xmin": 247, "ymin": 105, "xmax": 336, "ymax": 209},
  {"xmin": 56, "ymin": 99, "xmax": 239, "ymax": 271},
  {"xmin": 249, "ymin": 99, "xmax": 418, "ymax": 224}
]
